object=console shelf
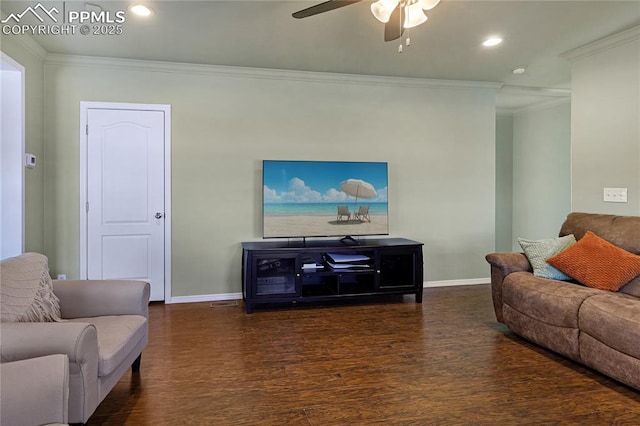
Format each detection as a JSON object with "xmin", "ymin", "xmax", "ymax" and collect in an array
[{"xmin": 241, "ymin": 238, "xmax": 423, "ymax": 313}]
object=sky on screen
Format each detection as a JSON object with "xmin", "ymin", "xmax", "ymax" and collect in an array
[{"xmin": 263, "ymin": 161, "xmax": 388, "ymax": 204}]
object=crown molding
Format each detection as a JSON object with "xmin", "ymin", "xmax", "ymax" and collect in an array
[
  {"xmin": 44, "ymin": 53, "xmax": 503, "ymax": 91},
  {"xmin": 1, "ymin": 32, "xmax": 48, "ymax": 63},
  {"xmin": 497, "ymin": 97, "xmax": 571, "ymax": 116},
  {"xmin": 496, "ymin": 85, "xmax": 571, "ymax": 115},
  {"xmin": 561, "ymin": 25, "xmax": 640, "ymax": 61},
  {"xmin": 510, "ymin": 97, "xmax": 571, "ymax": 116},
  {"xmin": 499, "ymin": 85, "xmax": 571, "ymax": 98},
  {"xmin": 0, "ymin": 8, "xmax": 47, "ymax": 61}
]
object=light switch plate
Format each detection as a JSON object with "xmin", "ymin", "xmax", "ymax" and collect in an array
[{"xmin": 603, "ymin": 188, "xmax": 627, "ymax": 203}]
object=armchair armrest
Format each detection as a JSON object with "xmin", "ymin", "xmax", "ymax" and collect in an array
[
  {"xmin": 53, "ymin": 279, "xmax": 150, "ymax": 319},
  {"xmin": 1, "ymin": 322, "xmax": 100, "ymax": 423},
  {"xmin": 0, "ymin": 322, "xmax": 97, "ymax": 365},
  {"xmin": 1, "ymin": 354, "xmax": 69, "ymax": 426},
  {"xmin": 485, "ymin": 252, "xmax": 532, "ymax": 323}
]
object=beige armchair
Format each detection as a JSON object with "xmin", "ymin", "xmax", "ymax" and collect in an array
[
  {"xmin": 1, "ymin": 354, "xmax": 70, "ymax": 426},
  {"xmin": 1, "ymin": 253, "xmax": 150, "ymax": 425}
]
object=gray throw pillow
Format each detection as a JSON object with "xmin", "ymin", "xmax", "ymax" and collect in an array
[{"xmin": 518, "ymin": 234, "xmax": 576, "ymax": 281}]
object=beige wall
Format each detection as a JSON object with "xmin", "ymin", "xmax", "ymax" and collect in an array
[
  {"xmin": 42, "ymin": 57, "xmax": 497, "ymax": 298},
  {"xmin": 8, "ymin": 25, "xmax": 638, "ymax": 300},
  {"xmin": 1, "ymin": 36, "xmax": 45, "ymax": 254},
  {"xmin": 511, "ymin": 101, "xmax": 572, "ymax": 246},
  {"xmin": 567, "ymin": 28, "xmax": 640, "ymax": 215},
  {"xmin": 496, "ymin": 102, "xmax": 572, "ymax": 252},
  {"xmin": 495, "ymin": 114, "xmax": 513, "ymax": 252}
]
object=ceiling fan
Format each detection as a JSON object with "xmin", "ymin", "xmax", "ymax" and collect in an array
[{"xmin": 292, "ymin": 0, "xmax": 441, "ymax": 43}]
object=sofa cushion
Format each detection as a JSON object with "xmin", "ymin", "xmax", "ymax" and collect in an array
[
  {"xmin": 547, "ymin": 231, "xmax": 640, "ymax": 291},
  {"xmin": 580, "ymin": 333, "xmax": 640, "ymax": 390},
  {"xmin": 68, "ymin": 315, "xmax": 147, "ymax": 376},
  {"xmin": 518, "ymin": 235, "xmax": 576, "ymax": 280},
  {"xmin": 620, "ymin": 275, "xmax": 640, "ymax": 298},
  {"xmin": 503, "ymin": 304, "xmax": 582, "ymax": 361},
  {"xmin": 502, "ymin": 272, "xmax": 601, "ymax": 328},
  {"xmin": 579, "ymin": 293, "xmax": 640, "ymax": 360},
  {"xmin": 0, "ymin": 253, "xmax": 61, "ymax": 322},
  {"xmin": 559, "ymin": 212, "xmax": 640, "ymax": 255}
]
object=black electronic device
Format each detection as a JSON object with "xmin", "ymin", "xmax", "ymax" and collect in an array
[{"xmin": 262, "ymin": 160, "xmax": 389, "ymax": 241}]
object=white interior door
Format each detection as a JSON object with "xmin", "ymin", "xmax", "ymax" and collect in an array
[{"xmin": 87, "ymin": 108, "xmax": 166, "ymax": 301}]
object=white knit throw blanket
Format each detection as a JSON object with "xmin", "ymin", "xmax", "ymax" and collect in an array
[{"xmin": 0, "ymin": 253, "xmax": 61, "ymax": 322}]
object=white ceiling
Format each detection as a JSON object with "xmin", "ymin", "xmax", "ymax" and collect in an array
[{"xmin": 2, "ymin": 1, "xmax": 640, "ymax": 108}]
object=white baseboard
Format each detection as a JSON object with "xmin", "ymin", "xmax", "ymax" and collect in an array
[
  {"xmin": 166, "ymin": 292, "xmax": 243, "ymax": 304},
  {"xmin": 164, "ymin": 279, "xmax": 490, "ymax": 304},
  {"xmin": 423, "ymin": 278, "xmax": 490, "ymax": 288}
]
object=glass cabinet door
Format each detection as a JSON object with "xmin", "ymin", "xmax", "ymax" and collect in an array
[
  {"xmin": 377, "ymin": 250, "xmax": 417, "ymax": 290},
  {"xmin": 253, "ymin": 254, "xmax": 299, "ymax": 297}
]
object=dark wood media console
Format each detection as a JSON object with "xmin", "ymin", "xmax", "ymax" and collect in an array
[{"xmin": 241, "ymin": 238, "xmax": 424, "ymax": 313}]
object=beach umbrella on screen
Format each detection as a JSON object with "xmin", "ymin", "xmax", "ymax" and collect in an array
[{"xmin": 340, "ymin": 179, "xmax": 377, "ymax": 204}]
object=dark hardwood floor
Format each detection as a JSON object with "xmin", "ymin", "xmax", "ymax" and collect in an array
[{"xmin": 90, "ymin": 285, "xmax": 640, "ymax": 425}]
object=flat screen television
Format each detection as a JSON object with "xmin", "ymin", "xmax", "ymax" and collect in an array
[{"xmin": 262, "ymin": 160, "xmax": 389, "ymax": 239}]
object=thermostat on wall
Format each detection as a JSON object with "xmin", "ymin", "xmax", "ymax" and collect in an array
[{"xmin": 25, "ymin": 153, "xmax": 36, "ymax": 168}]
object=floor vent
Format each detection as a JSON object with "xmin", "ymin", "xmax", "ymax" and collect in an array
[{"xmin": 209, "ymin": 300, "xmax": 239, "ymax": 308}]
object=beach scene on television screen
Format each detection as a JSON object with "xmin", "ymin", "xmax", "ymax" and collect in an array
[{"xmin": 263, "ymin": 161, "xmax": 388, "ymax": 238}]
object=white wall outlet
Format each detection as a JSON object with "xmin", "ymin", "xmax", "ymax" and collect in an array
[
  {"xmin": 603, "ymin": 188, "xmax": 627, "ymax": 203},
  {"xmin": 25, "ymin": 153, "xmax": 37, "ymax": 168},
  {"xmin": 57, "ymin": 274, "xmax": 67, "ymax": 280}
]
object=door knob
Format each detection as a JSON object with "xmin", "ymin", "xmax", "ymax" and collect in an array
[{"xmin": 155, "ymin": 212, "xmax": 164, "ymax": 219}]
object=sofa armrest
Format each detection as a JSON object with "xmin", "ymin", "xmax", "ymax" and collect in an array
[
  {"xmin": 485, "ymin": 252, "xmax": 532, "ymax": 275},
  {"xmin": 53, "ymin": 279, "xmax": 150, "ymax": 319},
  {"xmin": 1, "ymin": 354, "xmax": 69, "ymax": 426},
  {"xmin": 485, "ymin": 252, "xmax": 533, "ymax": 323}
]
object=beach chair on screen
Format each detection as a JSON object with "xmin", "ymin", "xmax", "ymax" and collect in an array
[
  {"xmin": 354, "ymin": 205, "xmax": 371, "ymax": 222},
  {"xmin": 337, "ymin": 205, "xmax": 351, "ymax": 222}
]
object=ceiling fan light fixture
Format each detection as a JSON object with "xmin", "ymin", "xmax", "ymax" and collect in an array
[
  {"xmin": 419, "ymin": 0, "xmax": 440, "ymax": 11},
  {"xmin": 371, "ymin": 0, "xmax": 400, "ymax": 23},
  {"xmin": 403, "ymin": 3, "xmax": 428, "ymax": 28}
]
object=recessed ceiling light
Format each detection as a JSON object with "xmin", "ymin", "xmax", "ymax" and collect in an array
[
  {"xmin": 512, "ymin": 66, "xmax": 527, "ymax": 75},
  {"xmin": 129, "ymin": 4, "xmax": 154, "ymax": 17},
  {"xmin": 483, "ymin": 37, "xmax": 502, "ymax": 47}
]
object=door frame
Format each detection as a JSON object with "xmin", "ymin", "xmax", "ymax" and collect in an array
[
  {"xmin": 79, "ymin": 101, "xmax": 172, "ymax": 301},
  {"xmin": 1, "ymin": 52, "xmax": 26, "ymax": 258}
]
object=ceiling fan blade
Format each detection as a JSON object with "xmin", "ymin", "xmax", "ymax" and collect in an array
[
  {"xmin": 292, "ymin": 0, "xmax": 362, "ymax": 19},
  {"xmin": 384, "ymin": 5, "xmax": 405, "ymax": 41}
]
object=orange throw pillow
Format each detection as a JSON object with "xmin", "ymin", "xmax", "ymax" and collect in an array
[{"xmin": 547, "ymin": 231, "xmax": 640, "ymax": 291}]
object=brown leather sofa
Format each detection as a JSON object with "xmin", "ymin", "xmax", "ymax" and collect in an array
[{"xmin": 486, "ymin": 212, "xmax": 640, "ymax": 390}]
